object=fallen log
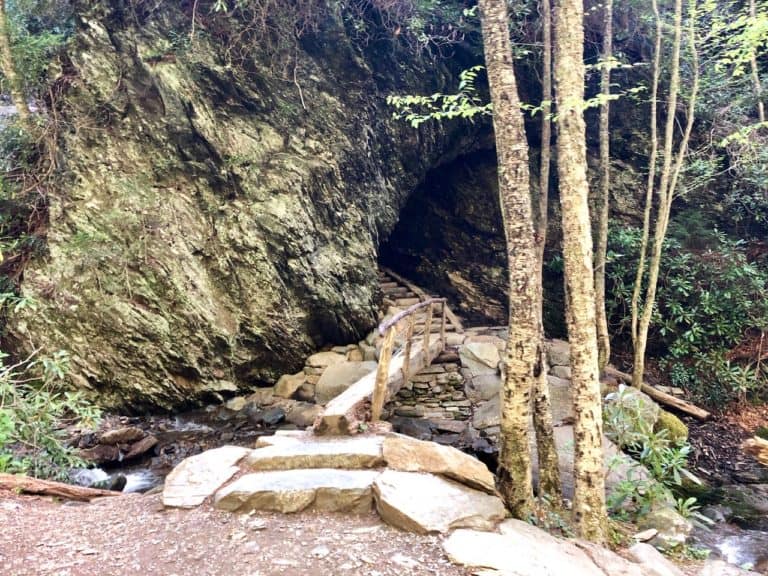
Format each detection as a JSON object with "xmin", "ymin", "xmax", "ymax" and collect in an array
[
  {"xmin": 743, "ymin": 436, "xmax": 768, "ymax": 467},
  {"xmin": 0, "ymin": 473, "xmax": 122, "ymax": 501},
  {"xmin": 604, "ymin": 367, "xmax": 711, "ymax": 421}
]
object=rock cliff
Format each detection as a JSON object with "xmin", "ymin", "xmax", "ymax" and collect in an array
[{"xmin": 8, "ymin": 1, "xmax": 485, "ymax": 409}]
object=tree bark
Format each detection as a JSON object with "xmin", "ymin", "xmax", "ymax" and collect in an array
[
  {"xmin": 749, "ymin": 0, "xmax": 765, "ymax": 123},
  {"xmin": 0, "ymin": 0, "xmax": 30, "ymax": 125},
  {"xmin": 478, "ymin": 0, "xmax": 539, "ymax": 518},
  {"xmin": 630, "ymin": 0, "xmax": 662, "ymax": 367},
  {"xmin": 553, "ymin": 0, "xmax": 607, "ymax": 542},
  {"xmin": 594, "ymin": 0, "xmax": 613, "ymax": 370},
  {"xmin": 532, "ymin": 0, "xmax": 562, "ymax": 503},
  {"xmin": 633, "ymin": 0, "xmax": 699, "ymax": 389},
  {"xmin": 0, "ymin": 473, "xmax": 121, "ymax": 501}
]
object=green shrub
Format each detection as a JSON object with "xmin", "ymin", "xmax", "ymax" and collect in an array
[
  {"xmin": 606, "ymin": 227, "xmax": 768, "ymax": 405},
  {"xmin": 0, "ymin": 315, "xmax": 100, "ymax": 479},
  {"xmin": 604, "ymin": 386, "xmax": 694, "ymax": 516}
]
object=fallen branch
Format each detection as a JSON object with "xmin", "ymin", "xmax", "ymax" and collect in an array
[
  {"xmin": 604, "ymin": 366, "xmax": 711, "ymax": 421},
  {"xmin": 0, "ymin": 473, "xmax": 122, "ymax": 501}
]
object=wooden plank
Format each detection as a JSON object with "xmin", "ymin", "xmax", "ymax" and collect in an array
[
  {"xmin": 0, "ymin": 473, "xmax": 122, "ymax": 501},
  {"xmin": 604, "ymin": 367, "xmax": 711, "ymax": 421},
  {"xmin": 371, "ymin": 327, "xmax": 395, "ymax": 422},
  {"xmin": 380, "ymin": 266, "xmax": 464, "ymax": 333},
  {"xmin": 313, "ymin": 337, "xmax": 443, "ymax": 436}
]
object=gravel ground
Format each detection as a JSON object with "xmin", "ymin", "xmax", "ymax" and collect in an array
[{"xmin": 0, "ymin": 489, "xmax": 472, "ymax": 576}]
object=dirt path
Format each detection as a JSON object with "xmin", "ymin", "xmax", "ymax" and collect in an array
[{"xmin": 0, "ymin": 489, "xmax": 471, "ymax": 576}]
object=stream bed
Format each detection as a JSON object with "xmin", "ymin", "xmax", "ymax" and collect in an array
[{"xmin": 68, "ymin": 404, "xmax": 768, "ymax": 573}]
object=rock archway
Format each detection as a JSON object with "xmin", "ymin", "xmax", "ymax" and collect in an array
[{"xmin": 379, "ymin": 150, "xmax": 508, "ymax": 327}]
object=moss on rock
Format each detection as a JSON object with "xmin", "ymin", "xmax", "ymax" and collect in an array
[{"xmin": 654, "ymin": 410, "xmax": 689, "ymax": 444}]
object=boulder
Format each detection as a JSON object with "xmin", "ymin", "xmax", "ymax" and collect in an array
[
  {"xmin": 274, "ymin": 372, "xmax": 306, "ymax": 399},
  {"xmin": 225, "ymin": 396, "xmax": 247, "ymax": 411},
  {"xmin": 531, "ymin": 425, "xmax": 651, "ymax": 501},
  {"xmin": 546, "ymin": 339, "xmax": 571, "ymax": 367},
  {"xmin": 444, "ymin": 519, "xmax": 609, "ymax": 576},
  {"xmin": 99, "ymin": 426, "xmax": 145, "ymax": 445},
  {"xmin": 654, "ymin": 410, "xmax": 689, "ymax": 443},
  {"xmin": 627, "ymin": 543, "xmax": 685, "ymax": 576},
  {"xmin": 214, "ymin": 469, "xmax": 378, "ymax": 514},
  {"xmin": 604, "ymin": 385, "xmax": 661, "ymax": 446},
  {"xmin": 245, "ymin": 387, "xmax": 275, "ymax": 407},
  {"xmin": 459, "ymin": 343, "xmax": 500, "ymax": 377},
  {"xmin": 547, "ymin": 374, "xmax": 574, "ymax": 425},
  {"xmin": 123, "ymin": 434, "xmax": 158, "ymax": 459},
  {"xmin": 295, "ymin": 382, "xmax": 315, "ymax": 402},
  {"xmin": 373, "ymin": 470, "xmax": 505, "ymax": 534},
  {"xmin": 465, "ymin": 373, "xmax": 501, "ymax": 402},
  {"xmin": 314, "ymin": 360, "xmax": 377, "ymax": 404},
  {"xmin": 285, "ymin": 402, "xmax": 323, "ymax": 428},
  {"xmin": 163, "ymin": 445, "xmax": 250, "ymax": 508},
  {"xmin": 382, "ymin": 434, "xmax": 496, "ymax": 493},
  {"xmin": 550, "ymin": 365, "xmax": 572, "ymax": 380},
  {"xmin": 247, "ymin": 406, "xmax": 286, "ymax": 427},
  {"xmin": 244, "ymin": 435, "xmax": 385, "ymax": 471},
  {"xmin": 391, "ymin": 416, "xmax": 434, "ymax": 440},
  {"xmin": 473, "ymin": 396, "xmax": 500, "ymax": 430},
  {"xmin": 637, "ymin": 508, "xmax": 692, "ymax": 550},
  {"xmin": 306, "ymin": 351, "xmax": 346, "ymax": 369}
]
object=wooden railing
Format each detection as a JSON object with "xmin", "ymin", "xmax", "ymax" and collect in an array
[{"xmin": 370, "ymin": 298, "xmax": 447, "ymax": 422}]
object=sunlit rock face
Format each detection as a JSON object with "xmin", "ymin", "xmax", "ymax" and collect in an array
[{"xmin": 8, "ymin": 2, "xmax": 484, "ymax": 410}]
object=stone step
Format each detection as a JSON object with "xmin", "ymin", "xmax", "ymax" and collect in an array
[
  {"xmin": 395, "ymin": 297, "xmax": 421, "ymax": 307},
  {"xmin": 214, "ymin": 469, "xmax": 379, "ymax": 514},
  {"xmin": 244, "ymin": 435, "xmax": 385, "ymax": 471}
]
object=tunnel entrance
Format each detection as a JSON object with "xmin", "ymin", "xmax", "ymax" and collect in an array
[{"xmin": 379, "ymin": 150, "xmax": 508, "ymax": 326}]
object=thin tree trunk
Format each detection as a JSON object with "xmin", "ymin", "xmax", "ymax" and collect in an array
[
  {"xmin": 630, "ymin": 0, "xmax": 662, "ymax": 361},
  {"xmin": 594, "ymin": 0, "xmax": 613, "ymax": 370},
  {"xmin": 749, "ymin": 0, "xmax": 765, "ymax": 123},
  {"xmin": 554, "ymin": 0, "xmax": 607, "ymax": 542},
  {"xmin": 0, "ymin": 0, "xmax": 30, "ymax": 125},
  {"xmin": 532, "ymin": 0, "xmax": 562, "ymax": 503},
  {"xmin": 633, "ymin": 0, "xmax": 697, "ymax": 389},
  {"xmin": 478, "ymin": 0, "xmax": 538, "ymax": 519}
]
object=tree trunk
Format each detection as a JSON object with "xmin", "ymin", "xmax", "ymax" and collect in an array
[
  {"xmin": 478, "ymin": 0, "xmax": 539, "ymax": 518},
  {"xmin": 594, "ymin": 0, "xmax": 613, "ymax": 370},
  {"xmin": 633, "ymin": 0, "xmax": 699, "ymax": 389},
  {"xmin": 630, "ymin": 0, "xmax": 662, "ymax": 366},
  {"xmin": 553, "ymin": 0, "xmax": 607, "ymax": 542},
  {"xmin": 0, "ymin": 0, "xmax": 30, "ymax": 125},
  {"xmin": 0, "ymin": 473, "xmax": 121, "ymax": 501},
  {"xmin": 749, "ymin": 0, "xmax": 765, "ymax": 123},
  {"xmin": 532, "ymin": 0, "xmax": 562, "ymax": 503}
]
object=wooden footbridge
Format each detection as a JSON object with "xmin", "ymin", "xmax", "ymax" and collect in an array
[{"xmin": 313, "ymin": 268, "xmax": 463, "ymax": 436}]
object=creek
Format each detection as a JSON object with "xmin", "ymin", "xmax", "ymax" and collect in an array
[{"xmin": 68, "ymin": 403, "xmax": 768, "ymax": 574}]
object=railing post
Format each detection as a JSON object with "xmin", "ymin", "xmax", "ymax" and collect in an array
[
  {"xmin": 402, "ymin": 314, "xmax": 415, "ymax": 383},
  {"xmin": 440, "ymin": 301, "xmax": 447, "ymax": 350},
  {"xmin": 371, "ymin": 325, "xmax": 396, "ymax": 422},
  {"xmin": 423, "ymin": 303, "xmax": 433, "ymax": 366}
]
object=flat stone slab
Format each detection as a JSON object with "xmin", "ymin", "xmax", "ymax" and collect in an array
[
  {"xmin": 244, "ymin": 435, "xmax": 385, "ymax": 471},
  {"xmin": 445, "ymin": 519, "xmax": 615, "ymax": 576},
  {"xmin": 373, "ymin": 470, "xmax": 505, "ymax": 534},
  {"xmin": 163, "ymin": 445, "xmax": 250, "ymax": 508},
  {"xmin": 213, "ymin": 469, "xmax": 379, "ymax": 514},
  {"xmin": 383, "ymin": 434, "xmax": 496, "ymax": 494}
]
